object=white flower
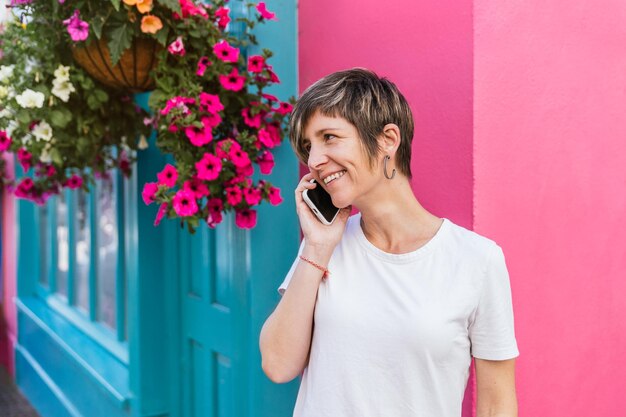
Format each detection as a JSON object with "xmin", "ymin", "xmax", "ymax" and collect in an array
[
  {"xmin": 0, "ymin": 86, "xmax": 8, "ymax": 99},
  {"xmin": 6, "ymin": 120, "xmax": 18, "ymax": 137},
  {"xmin": 51, "ymin": 79, "xmax": 75, "ymax": 102},
  {"xmin": 32, "ymin": 121, "xmax": 53, "ymax": 142},
  {"xmin": 0, "ymin": 65, "xmax": 14, "ymax": 84},
  {"xmin": 0, "ymin": 109, "xmax": 11, "ymax": 119},
  {"xmin": 53, "ymin": 65, "xmax": 71, "ymax": 82},
  {"xmin": 15, "ymin": 89, "xmax": 45, "ymax": 109},
  {"xmin": 40, "ymin": 147, "xmax": 52, "ymax": 164}
]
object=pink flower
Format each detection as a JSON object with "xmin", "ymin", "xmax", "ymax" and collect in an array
[
  {"xmin": 215, "ymin": 6, "xmax": 230, "ymax": 29},
  {"xmin": 261, "ymin": 93, "xmax": 279, "ymax": 102},
  {"xmin": 256, "ymin": 2, "xmax": 277, "ymax": 20},
  {"xmin": 216, "ymin": 138, "xmax": 241, "ymax": 159},
  {"xmin": 45, "ymin": 165, "xmax": 57, "ymax": 177},
  {"xmin": 185, "ymin": 118, "xmax": 213, "ymax": 147},
  {"xmin": 219, "ymin": 68, "xmax": 245, "ymax": 91},
  {"xmin": 213, "ymin": 40, "xmax": 240, "ymax": 63},
  {"xmin": 203, "ymin": 112, "xmax": 222, "ymax": 129},
  {"xmin": 168, "ymin": 36, "xmax": 186, "ymax": 56},
  {"xmin": 142, "ymin": 182, "xmax": 159, "ymax": 205},
  {"xmin": 258, "ymin": 128, "xmax": 275, "ymax": 148},
  {"xmin": 14, "ymin": 178, "xmax": 34, "ymax": 200},
  {"xmin": 266, "ymin": 123, "xmax": 282, "ymax": 146},
  {"xmin": 154, "ymin": 203, "xmax": 168, "ymax": 226},
  {"xmin": 64, "ymin": 175, "xmax": 83, "ymax": 190},
  {"xmin": 174, "ymin": 0, "xmax": 208, "ymax": 19},
  {"xmin": 257, "ymin": 150, "xmax": 275, "ymax": 175},
  {"xmin": 157, "ymin": 164, "xmax": 178, "ymax": 187},
  {"xmin": 161, "ymin": 96, "xmax": 195, "ymax": 116},
  {"xmin": 243, "ymin": 187, "xmax": 262, "ymax": 206},
  {"xmin": 63, "ymin": 9, "xmax": 89, "ymax": 42},
  {"xmin": 173, "ymin": 189, "xmax": 199, "ymax": 217},
  {"xmin": 206, "ymin": 198, "xmax": 224, "ymax": 228},
  {"xmin": 275, "ymin": 101, "xmax": 293, "ymax": 115},
  {"xmin": 225, "ymin": 186, "xmax": 242, "ymax": 206},
  {"xmin": 17, "ymin": 148, "xmax": 32, "ymax": 172},
  {"xmin": 196, "ymin": 56, "xmax": 211, "ymax": 76},
  {"xmin": 235, "ymin": 208, "xmax": 257, "ymax": 229},
  {"xmin": 247, "ymin": 55, "xmax": 265, "ymax": 73},
  {"xmin": 0, "ymin": 131, "xmax": 12, "ymax": 152},
  {"xmin": 268, "ymin": 186, "xmax": 282, "ymax": 205},
  {"xmin": 229, "ymin": 146, "xmax": 251, "ymax": 168},
  {"xmin": 241, "ymin": 107, "xmax": 261, "ymax": 128},
  {"xmin": 195, "ymin": 153, "xmax": 222, "ymax": 181},
  {"xmin": 267, "ymin": 65, "xmax": 280, "ymax": 83},
  {"xmin": 199, "ymin": 92, "xmax": 224, "ymax": 113},
  {"xmin": 236, "ymin": 163, "xmax": 254, "ymax": 177},
  {"xmin": 183, "ymin": 178, "xmax": 210, "ymax": 199}
]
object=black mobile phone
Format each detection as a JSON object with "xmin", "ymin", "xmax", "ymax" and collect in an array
[{"xmin": 302, "ymin": 179, "xmax": 341, "ymax": 225}]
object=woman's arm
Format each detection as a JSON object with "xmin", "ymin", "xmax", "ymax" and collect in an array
[
  {"xmin": 475, "ymin": 358, "xmax": 518, "ymax": 417},
  {"xmin": 259, "ymin": 243, "xmax": 333, "ymax": 383}
]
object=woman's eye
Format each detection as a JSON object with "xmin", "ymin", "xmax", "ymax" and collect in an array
[{"xmin": 323, "ymin": 134, "xmax": 336, "ymax": 141}]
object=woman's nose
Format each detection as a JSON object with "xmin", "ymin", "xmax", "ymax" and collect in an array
[{"xmin": 307, "ymin": 144, "xmax": 328, "ymax": 170}]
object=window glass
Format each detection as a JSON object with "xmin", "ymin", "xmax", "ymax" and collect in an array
[
  {"xmin": 56, "ymin": 192, "xmax": 69, "ymax": 297},
  {"xmin": 75, "ymin": 188, "xmax": 90, "ymax": 313},
  {"xmin": 97, "ymin": 174, "xmax": 118, "ymax": 330}
]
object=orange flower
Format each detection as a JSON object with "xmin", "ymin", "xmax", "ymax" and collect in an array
[
  {"xmin": 141, "ymin": 15, "xmax": 163, "ymax": 34},
  {"xmin": 137, "ymin": 0, "xmax": 153, "ymax": 14},
  {"xmin": 123, "ymin": 0, "xmax": 137, "ymax": 5}
]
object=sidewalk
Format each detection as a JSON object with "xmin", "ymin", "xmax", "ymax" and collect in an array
[{"xmin": 0, "ymin": 366, "xmax": 40, "ymax": 417}]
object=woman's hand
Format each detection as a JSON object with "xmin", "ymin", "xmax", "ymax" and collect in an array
[{"xmin": 295, "ymin": 172, "xmax": 352, "ymax": 250}]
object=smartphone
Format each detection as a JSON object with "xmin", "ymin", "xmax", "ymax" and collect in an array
[{"xmin": 302, "ymin": 179, "xmax": 341, "ymax": 225}]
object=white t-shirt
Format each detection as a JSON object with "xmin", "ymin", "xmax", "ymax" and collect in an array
[{"xmin": 278, "ymin": 213, "xmax": 519, "ymax": 417}]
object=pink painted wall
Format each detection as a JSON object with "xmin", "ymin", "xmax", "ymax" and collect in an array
[
  {"xmin": 298, "ymin": 1, "xmax": 475, "ymax": 415},
  {"xmin": 474, "ymin": 1, "xmax": 626, "ymax": 416},
  {"xmin": 1, "ymin": 155, "xmax": 16, "ymax": 376},
  {"xmin": 298, "ymin": 0, "xmax": 474, "ymax": 229}
]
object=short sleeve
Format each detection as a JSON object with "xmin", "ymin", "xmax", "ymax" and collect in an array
[
  {"xmin": 469, "ymin": 244, "xmax": 520, "ymax": 360},
  {"xmin": 277, "ymin": 238, "xmax": 306, "ymax": 296}
]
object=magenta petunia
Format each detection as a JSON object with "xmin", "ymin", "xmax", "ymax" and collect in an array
[
  {"xmin": 228, "ymin": 146, "xmax": 251, "ymax": 168},
  {"xmin": 157, "ymin": 163, "xmax": 178, "ymax": 187},
  {"xmin": 64, "ymin": 175, "xmax": 83, "ymax": 190},
  {"xmin": 196, "ymin": 56, "xmax": 212, "ymax": 76},
  {"xmin": 218, "ymin": 68, "xmax": 245, "ymax": 91},
  {"xmin": 14, "ymin": 178, "xmax": 34, "ymax": 200},
  {"xmin": 257, "ymin": 128, "xmax": 275, "ymax": 148},
  {"xmin": 195, "ymin": 152, "xmax": 222, "ymax": 181},
  {"xmin": 267, "ymin": 66, "xmax": 280, "ymax": 83},
  {"xmin": 236, "ymin": 163, "xmax": 254, "ymax": 177},
  {"xmin": 213, "ymin": 40, "xmax": 240, "ymax": 63},
  {"xmin": 183, "ymin": 178, "xmax": 210, "ymax": 199},
  {"xmin": 215, "ymin": 6, "xmax": 230, "ymax": 29},
  {"xmin": 257, "ymin": 150, "xmax": 275, "ymax": 175},
  {"xmin": 168, "ymin": 36, "xmax": 186, "ymax": 56},
  {"xmin": 0, "ymin": 131, "xmax": 11, "ymax": 152},
  {"xmin": 266, "ymin": 123, "xmax": 282, "ymax": 146},
  {"xmin": 206, "ymin": 198, "xmax": 224, "ymax": 228},
  {"xmin": 256, "ymin": 2, "xmax": 277, "ymax": 20},
  {"xmin": 63, "ymin": 9, "xmax": 89, "ymax": 42},
  {"xmin": 154, "ymin": 203, "xmax": 168, "ymax": 226},
  {"xmin": 268, "ymin": 186, "xmax": 282, "ymax": 205},
  {"xmin": 172, "ymin": 189, "xmax": 199, "ymax": 217},
  {"xmin": 247, "ymin": 55, "xmax": 265, "ymax": 73},
  {"xmin": 243, "ymin": 187, "xmax": 262, "ymax": 206},
  {"xmin": 160, "ymin": 96, "xmax": 195, "ymax": 116},
  {"xmin": 174, "ymin": 0, "xmax": 208, "ymax": 19},
  {"xmin": 17, "ymin": 148, "xmax": 32, "ymax": 172},
  {"xmin": 216, "ymin": 138, "xmax": 241, "ymax": 159},
  {"xmin": 185, "ymin": 119, "xmax": 213, "ymax": 147},
  {"xmin": 241, "ymin": 107, "xmax": 261, "ymax": 128},
  {"xmin": 225, "ymin": 186, "xmax": 242, "ymax": 206},
  {"xmin": 199, "ymin": 92, "xmax": 224, "ymax": 114},
  {"xmin": 261, "ymin": 93, "xmax": 279, "ymax": 102},
  {"xmin": 235, "ymin": 208, "xmax": 257, "ymax": 229},
  {"xmin": 275, "ymin": 101, "xmax": 293, "ymax": 115},
  {"xmin": 142, "ymin": 182, "xmax": 159, "ymax": 205},
  {"xmin": 46, "ymin": 165, "xmax": 57, "ymax": 177}
]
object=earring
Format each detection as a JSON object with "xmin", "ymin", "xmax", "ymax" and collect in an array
[{"xmin": 383, "ymin": 155, "xmax": 396, "ymax": 180}]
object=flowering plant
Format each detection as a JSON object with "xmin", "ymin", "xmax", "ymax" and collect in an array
[
  {"xmin": 0, "ymin": 10, "xmax": 150, "ymax": 205},
  {"xmin": 139, "ymin": 0, "xmax": 292, "ymax": 232}
]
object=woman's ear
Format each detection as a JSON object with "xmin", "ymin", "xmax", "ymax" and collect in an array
[{"xmin": 379, "ymin": 123, "xmax": 401, "ymax": 155}]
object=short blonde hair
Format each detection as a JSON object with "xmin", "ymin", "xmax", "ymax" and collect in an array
[{"xmin": 289, "ymin": 68, "xmax": 414, "ymax": 178}]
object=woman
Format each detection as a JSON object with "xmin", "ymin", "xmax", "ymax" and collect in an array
[{"xmin": 260, "ymin": 68, "xmax": 519, "ymax": 417}]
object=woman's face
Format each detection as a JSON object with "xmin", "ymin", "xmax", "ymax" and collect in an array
[{"xmin": 302, "ymin": 110, "xmax": 381, "ymax": 208}]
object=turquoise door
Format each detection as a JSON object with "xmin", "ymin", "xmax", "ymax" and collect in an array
[{"xmin": 174, "ymin": 1, "xmax": 300, "ymax": 416}]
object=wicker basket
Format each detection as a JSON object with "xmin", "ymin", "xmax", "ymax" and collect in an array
[{"xmin": 72, "ymin": 38, "xmax": 159, "ymax": 93}]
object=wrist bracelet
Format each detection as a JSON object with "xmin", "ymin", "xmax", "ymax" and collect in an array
[{"xmin": 299, "ymin": 255, "xmax": 330, "ymax": 280}]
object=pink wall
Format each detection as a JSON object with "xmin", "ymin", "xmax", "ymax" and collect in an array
[
  {"xmin": 474, "ymin": 1, "xmax": 626, "ymax": 416},
  {"xmin": 298, "ymin": 0, "xmax": 475, "ymax": 415},
  {"xmin": 1, "ymin": 155, "xmax": 16, "ymax": 375}
]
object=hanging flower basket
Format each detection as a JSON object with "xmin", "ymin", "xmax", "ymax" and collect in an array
[{"xmin": 72, "ymin": 38, "xmax": 159, "ymax": 93}]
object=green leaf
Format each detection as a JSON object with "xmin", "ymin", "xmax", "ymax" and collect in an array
[
  {"xmin": 154, "ymin": 26, "xmax": 170, "ymax": 47},
  {"xmin": 94, "ymin": 89, "xmax": 109, "ymax": 103},
  {"xmin": 49, "ymin": 109, "xmax": 72, "ymax": 128},
  {"xmin": 92, "ymin": 17, "xmax": 106, "ymax": 40},
  {"xmin": 16, "ymin": 110, "xmax": 31, "ymax": 124},
  {"xmin": 107, "ymin": 22, "xmax": 133, "ymax": 66},
  {"xmin": 159, "ymin": 0, "xmax": 181, "ymax": 13},
  {"xmin": 111, "ymin": 0, "xmax": 121, "ymax": 11},
  {"xmin": 50, "ymin": 148, "xmax": 62, "ymax": 165}
]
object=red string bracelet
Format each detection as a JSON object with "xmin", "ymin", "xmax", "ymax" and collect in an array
[{"xmin": 299, "ymin": 255, "xmax": 330, "ymax": 280}]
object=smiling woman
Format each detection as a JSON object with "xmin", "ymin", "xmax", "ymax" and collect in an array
[{"xmin": 259, "ymin": 68, "xmax": 519, "ymax": 417}]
